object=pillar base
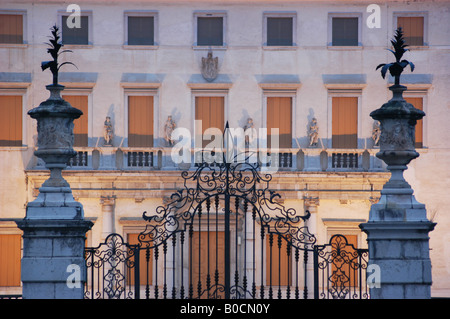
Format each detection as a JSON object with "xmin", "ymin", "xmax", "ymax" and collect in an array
[{"xmin": 16, "ymin": 217, "xmax": 93, "ymax": 299}]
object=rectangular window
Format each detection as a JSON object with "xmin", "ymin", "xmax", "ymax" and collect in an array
[
  {"xmin": 332, "ymin": 17, "xmax": 358, "ymax": 46},
  {"xmin": 0, "ymin": 95, "xmax": 22, "ymax": 146},
  {"xmin": 197, "ymin": 17, "xmax": 223, "ymax": 46},
  {"xmin": 128, "ymin": 16, "xmax": 154, "ymax": 45},
  {"xmin": 267, "ymin": 97, "xmax": 292, "ymax": 148},
  {"xmin": 63, "ymin": 95, "xmax": 88, "ymax": 147},
  {"xmin": 405, "ymin": 97, "xmax": 423, "ymax": 148},
  {"xmin": 397, "ymin": 16, "xmax": 424, "ymax": 46},
  {"xmin": 332, "ymin": 97, "xmax": 358, "ymax": 148},
  {"xmin": 195, "ymin": 96, "xmax": 225, "ymax": 148},
  {"xmin": 0, "ymin": 14, "xmax": 23, "ymax": 44},
  {"xmin": 62, "ymin": 15, "xmax": 89, "ymax": 45},
  {"xmin": 266, "ymin": 234, "xmax": 291, "ymax": 286},
  {"xmin": 267, "ymin": 17, "xmax": 293, "ymax": 46},
  {"xmin": 128, "ymin": 96, "xmax": 154, "ymax": 147},
  {"xmin": 0, "ymin": 234, "xmax": 21, "ymax": 287}
]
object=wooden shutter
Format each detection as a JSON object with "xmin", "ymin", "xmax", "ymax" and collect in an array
[
  {"xmin": 397, "ymin": 17, "xmax": 424, "ymax": 46},
  {"xmin": 128, "ymin": 96, "xmax": 154, "ymax": 147},
  {"xmin": 190, "ymin": 231, "xmax": 225, "ymax": 299},
  {"xmin": 127, "ymin": 233, "xmax": 152, "ymax": 286},
  {"xmin": 331, "ymin": 235, "xmax": 358, "ymax": 287},
  {"xmin": 63, "ymin": 95, "xmax": 88, "ymax": 147},
  {"xmin": 332, "ymin": 97, "xmax": 358, "ymax": 148},
  {"xmin": 266, "ymin": 234, "xmax": 291, "ymax": 286},
  {"xmin": 128, "ymin": 16, "xmax": 154, "ymax": 45},
  {"xmin": 0, "ymin": 95, "xmax": 22, "ymax": 146},
  {"xmin": 0, "ymin": 14, "xmax": 23, "ymax": 44},
  {"xmin": 197, "ymin": 17, "xmax": 223, "ymax": 46},
  {"xmin": 195, "ymin": 96, "xmax": 224, "ymax": 148},
  {"xmin": 0, "ymin": 234, "xmax": 21, "ymax": 287},
  {"xmin": 267, "ymin": 97, "xmax": 292, "ymax": 148},
  {"xmin": 332, "ymin": 17, "xmax": 358, "ymax": 46},
  {"xmin": 405, "ymin": 97, "xmax": 423, "ymax": 148},
  {"xmin": 267, "ymin": 17, "xmax": 293, "ymax": 46},
  {"xmin": 62, "ymin": 15, "xmax": 89, "ymax": 45}
]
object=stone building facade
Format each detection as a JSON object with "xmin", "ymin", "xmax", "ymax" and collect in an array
[{"xmin": 0, "ymin": 0, "xmax": 449, "ymax": 297}]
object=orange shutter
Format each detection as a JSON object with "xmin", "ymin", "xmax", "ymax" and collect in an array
[
  {"xmin": 397, "ymin": 17, "xmax": 424, "ymax": 46},
  {"xmin": 63, "ymin": 95, "xmax": 88, "ymax": 147},
  {"xmin": 190, "ymin": 231, "xmax": 225, "ymax": 298},
  {"xmin": 0, "ymin": 14, "xmax": 23, "ymax": 44},
  {"xmin": 0, "ymin": 234, "xmax": 21, "ymax": 287},
  {"xmin": 127, "ymin": 233, "xmax": 153, "ymax": 286},
  {"xmin": 0, "ymin": 95, "xmax": 22, "ymax": 146},
  {"xmin": 332, "ymin": 97, "xmax": 358, "ymax": 148},
  {"xmin": 195, "ymin": 97, "xmax": 224, "ymax": 148},
  {"xmin": 128, "ymin": 96, "xmax": 154, "ymax": 147},
  {"xmin": 267, "ymin": 97, "xmax": 292, "ymax": 148},
  {"xmin": 405, "ymin": 97, "xmax": 424, "ymax": 148},
  {"xmin": 266, "ymin": 234, "xmax": 291, "ymax": 286}
]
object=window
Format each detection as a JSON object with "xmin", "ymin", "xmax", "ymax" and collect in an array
[
  {"xmin": 405, "ymin": 97, "xmax": 423, "ymax": 148},
  {"xmin": 125, "ymin": 11, "xmax": 158, "ymax": 46},
  {"xmin": 397, "ymin": 16, "xmax": 424, "ymax": 46},
  {"xmin": 195, "ymin": 12, "xmax": 226, "ymax": 47},
  {"xmin": 0, "ymin": 234, "xmax": 21, "ymax": 287},
  {"xmin": 332, "ymin": 97, "xmax": 358, "ymax": 148},
  {"xmin": 0, "ymin": 95, "xmax": 22, "ymax": 146},
  {"xmin": 266, "ymin": 97, "xmax": 292, "ymax": 148},
  {"xmin": 63, "ymin": 95, "xmax": 88, "ymax": 147},
  {"xmin": 128, "ymin": 96, "xmax": 154, "ymax": 147},
  {"xmin": 267, "ymin": 17, "xmax": 293, "ymax": 46},
  {"xmin": 61, "ymin": 15, "xmax": 89, "ymax": 45},
  {"xmin": 332, "ymin": 17, "xmax": 359, "ymax": 46},
  {"xmin": 0, "ymin": 14, "xmax": 23, "ymax": 44},
  {"xmin": 195, "ymin": 96, "xmax": 225, "ymax": 148}
]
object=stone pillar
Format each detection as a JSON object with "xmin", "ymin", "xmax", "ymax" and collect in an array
[
  {"xmin": 16, "ymin": 83, "xmax": 93, "ymax": 299},
  {"xmin": 359, "ymin": 83, "xmax": 435, "ymax": 298},
  {"xmin": 100, "ymin": 196, "xmax": 115, "ymax": 240},
  {"xmin": 303, "ymin": 196, "xmax": 319, "ymax": 299}
]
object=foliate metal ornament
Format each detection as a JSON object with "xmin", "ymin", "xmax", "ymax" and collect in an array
[{"xmin": 201, "ymin": 50, "xmax": 219, "ymax": 82}]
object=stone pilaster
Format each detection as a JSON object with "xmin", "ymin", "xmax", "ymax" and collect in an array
[{"xmin": 100, "ymin": 196, "xmax": 115, "ymax": 240}]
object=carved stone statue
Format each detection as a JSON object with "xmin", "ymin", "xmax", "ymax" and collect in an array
[
  {"xmin": 201, "ymin": 50, "xmax": 219, "ymax": 82},
  {"xmin": 372, "ymin": 120, "xmax": 381, "ymax": 147},
  {"xmin": 104, "ymin": 116, "xmax": 113, "ymax": 146},
  {"xmin": 308, "ymin": 118, "xmax": 319, "ymax": 147},
  {"xmin": 164, "ymin": 115, "xmax": 176, "ymax": 147},
  {"xmin": 243, "ymin": 117, "xmax": 256, "ymax": 147}
]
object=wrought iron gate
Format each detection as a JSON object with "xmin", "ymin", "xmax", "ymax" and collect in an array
[{"xmin": 85, "ymin": 141, "xmax": 369, "ymax": 299}]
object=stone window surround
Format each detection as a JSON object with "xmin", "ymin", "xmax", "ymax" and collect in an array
[
  {"xmin": 57, "ymin": 9, "xmax": 93, "ymax": 47},
  {"xmin": 0, "ymin": 87, "xmax": 28, "ymax": 149},
  {"xmin": 123, "ymin": 10, "xmax": 159, "ymax": 49},
  {"xmin": 262, "ymin": 11, "xmax": 297, "ymax": 50},
  {"xmin": 193, "ymin": 10, "xmax": 227, "ymax": 50},
  {"xmin": 393, "ymin": 11, "xmax": 429, "ymax": 48},
  {"xmin": 123, "ymin": 87, "xmax": 160, "ymax": 148},
  {"xmin": 327, "ymin": 12, "xmax": 363, "ymax": 49},
  {"xmin": 0, "ymin": 9, "xmax": 28, "ymax": 47}
]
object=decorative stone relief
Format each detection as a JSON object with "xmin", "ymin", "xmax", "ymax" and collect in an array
[{"xmin": 201, "ymin": 50, "xmax": 219, "ymax": 82}]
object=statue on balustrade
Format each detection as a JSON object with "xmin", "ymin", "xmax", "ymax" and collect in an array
[
  {"xmin": 104, "ymin": 116, "xmax": 113, "ymax": 146},
  {"xmin": 308, "ymin": 118, "xmax": 319, "ymax": 147},
  {"xmin": 164, "ymin": 115, "xmax": 177, "ymax": 147},
  {"xmin": 243, "ymin": 117, "xmax": 256, "ymax": 147},
  {"xmin": 372, "ymin": 120, "xmax": 381, "ymax": 147}
]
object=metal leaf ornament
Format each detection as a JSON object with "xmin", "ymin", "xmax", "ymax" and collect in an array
[
  {"xmin": 376, "ymin": 27, "xmax": 415, "ymax": 86},
  {"xmin": 41, "ymin": 25, "xmax": 77, "ymax": 85}
]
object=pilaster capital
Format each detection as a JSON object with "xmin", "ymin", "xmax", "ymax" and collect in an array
[
  {"xmin": 100, "ymin": 195, "xmax": 115, "ymax": 207},
  {"xmin": 303, "ymin": 196, "xmax": 320, "ymax": 208}
]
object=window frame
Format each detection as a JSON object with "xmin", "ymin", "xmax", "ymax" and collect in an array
[
  {"xmin": 58, "ymin": 10, "xmax": 93, "ymax": 47},
  {"xmin": 124, "ymin": 10, "xmax": 159, "ymax": 49},
  {"xmin": 0, "ymin": 10, "xmax": 27, "ymax": 47},
  {"xmin": 393, "ymin": 11, "xmax": 428, "ymax": 48},
  {"xmin": 328, "ymin": 12, "xmax": 362, "ymax": 49},
  {"xmin": 0, "ymin": 89, "xmax": 27, "ymax": 149},
  {"xmin": 193, "ymin": 11, "xmax": 227, "ymax": 50},
  {"xmin": 263, "ymin": 12, "xmax": 297, "ymax": 50},
  {"xmin": 124, "ymin": 88, "xmax": 159, "ymax": 148}
]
